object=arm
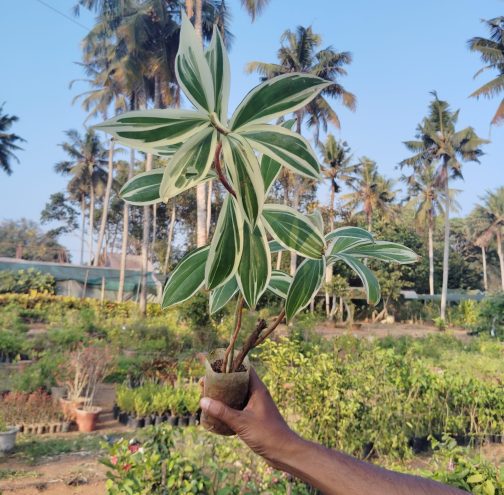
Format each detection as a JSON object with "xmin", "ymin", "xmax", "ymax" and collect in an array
[{"xmin": 200, "ymin": 370, "xmax": 468, "ymax": 495}]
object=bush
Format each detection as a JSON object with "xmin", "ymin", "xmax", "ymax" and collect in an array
[
  {"xmin": 0, "ymin": 269, "xmax": 56, "ymax": 295},
  {"xmin": 475, "ymin": 293, "xmax": 504, "ymax": 339}
]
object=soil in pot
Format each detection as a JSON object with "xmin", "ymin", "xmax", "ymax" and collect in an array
[
  {"xmin": 75, "ymin": 406, "xmax": 102, "ymax": 433},
  {"xmin": 0, "ymin": 428, "xmax": 18, "ymax": 453},
  {"xmin": 201, "ymin": 349, "xmax": 250, "ymax": 436}
]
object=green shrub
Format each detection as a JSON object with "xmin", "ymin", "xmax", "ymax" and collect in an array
[
  {"xmin": 0, "ymin": 269, "xmax": 56, "ymax": 295},
  {"xmin": 475, "ymin": 293, "xmax": 504, "ymax": 339}
]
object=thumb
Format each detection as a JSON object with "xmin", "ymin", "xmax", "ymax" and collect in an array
[{"xmin": 200, "ymin": 397, "xmax": 241, "ymax": 432}]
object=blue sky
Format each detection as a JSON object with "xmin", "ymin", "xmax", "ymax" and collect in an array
[{"xmin": 1, "ymin": 0, "xmax": 503, "ymax": 260}]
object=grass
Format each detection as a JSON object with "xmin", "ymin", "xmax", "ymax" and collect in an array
[
  {"xmin": 0, "ymin": 467, "xmax": 39, "ymax": 480},
  {"xmin": 1, "ymin": 434, "xmax": 105, "ymax": 465}
]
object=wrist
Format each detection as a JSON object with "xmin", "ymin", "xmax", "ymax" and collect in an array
[{"xmin": 266, "ymin": 430, "xmax": 308, "ymax": 471}]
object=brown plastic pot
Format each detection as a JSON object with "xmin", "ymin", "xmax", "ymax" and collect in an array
[
  {"xmin": 201, "ymin": 348, "xmax": 250, "ymax": 436},
  {"xmin": 75, "ymin": 406, "xmax": 102, "ymax": 432}
]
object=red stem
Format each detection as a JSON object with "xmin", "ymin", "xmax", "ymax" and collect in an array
[{"xmin": 214, "ymin": 141, "xmax": 236, "ymax": 198}]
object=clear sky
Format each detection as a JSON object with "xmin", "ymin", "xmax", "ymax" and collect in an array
[{"xmin": 1, "ymin": 0, "xmax": 503, "ymax": 260}]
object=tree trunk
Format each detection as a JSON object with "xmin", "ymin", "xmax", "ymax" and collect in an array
[
  {"xmin": 497, "ymin": 227, "xmax": 504, "ymax": 291},
  {"xmin": 481, "ymin": 245, "xmax": 488, "ymax": 292},
  {"xmin": 94, "ymin": 140, "xmax": 115, "ymax": 267},
  {"xmin": 152, "ymin": 203, "xmax": 157, "ymax": 260},
  {"xmin": 192, "ymin": 0, "xmax": 207, "ymax": 248},
  {"xmin": 367, "ymin": 213, "xmax": 372, "ymax": 233},
  {"xmin": 325, "ymin": 185, "xmax": 335, "ymax": 318},
  {"xmin": 139, "ymin": 154, "xmax": 153, "ymax": 315},
  {"xmin": 88, "ymin": 183, "xmax": 95, "ymax": 264},
  {"xmin": 428, "ymin": 217, "xmax": 434, "ymax": 296},
  {"xmin": 290, "ymin": 187, "xmax": 299, "ymax": 276},
  {"xmin": 206, "ymin": 180, "xmax": 213, "ymax": 238},
  {"xmin": 440, "ymin": 164, "xmax": 450, "ymax": 320},
  {"xmin": 163, "ymin": 200, "xmax": 176, "ymax": 274},
  {"xmin": 80, "ymin": 196, "xmax": 86, "ymax": 265},
  {"xmin": 117, "ymin": 149, "xmax": 134, "ymax": 302}
]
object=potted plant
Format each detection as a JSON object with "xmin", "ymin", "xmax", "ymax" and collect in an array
[
  {"xmin": 152, "ymin": 390, "xmax": 168, "ymax": 426},
  {"xmin": 65, "ymin": 345, "xmax": 113, "ymax": 432},
  {"xmin": 130, "ymin": 392, "xmax": 149, "ymax": 429},
  {"xmin": 0, "ymin": 413, "xmax": 17, "ymax": 454},
  {"xmin": 185, "ymin": 384, "xmax": 201, "ymax": 426},
  {"xmin": 115, "ymin": 385, "xmax": 134, "ymax": 425},
  {"xmin": 96, "ymin": 15, "xmax": 418, "ymax": 435}
]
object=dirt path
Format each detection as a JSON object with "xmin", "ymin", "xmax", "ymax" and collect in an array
[{"xmin": 312, "ymin": 321, "xmax": 472, "ymax": 340}]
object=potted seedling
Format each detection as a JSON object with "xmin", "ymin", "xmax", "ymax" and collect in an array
[
  {"xmin": 152, "ymin": 391, "xmax": 167, "ymax": 426},
  {"xmin": 73, "ymin": 346, "xmax": 112, "ymax": 433},
  {"xmin": 115, "ymin": 385, "xmax": 134, "ymax": 425},
  {"xmin": 130, "ymin": 392, "xmax": 149, "ymax": 429},
  {"xmin": 0, "ymin": 412, "xmax": 17, "ymax": 454},
  {"xmin": 96, "ymin": 15, "xmax": 418, "ymax": 435},
  {"xmin": 185, "ymin": 384, "xmax": 201, "ymax": 426}
]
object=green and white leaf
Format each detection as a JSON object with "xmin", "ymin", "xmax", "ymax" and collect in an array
[
  {"xmin": 343, "ymin": 241, "xmax": 418, "ymax": 264},
  {"xmin": 327, "ymin": 236, "xmax": 373, "ymax": 259},
  {"xmin": 176, "ymin": 14, "xmax": 215, "ymax": 113},
  {"xmin": 285, "ymin": 258, "xmax": 325, "ymax": 320},
  {"xmin": 268, "ymin": 270, "xmax": 292, "ymax": 299},
  {"xmin": 120, "ymin": 168, "xmax": 216, "ymax": 206},
  {"xmin": 205, "ymin": 195, "xmax": 243, "ymax": 290},
  {"xmin": 269, "ymin": 240, "xmax": 284, "ymax": 253},
  {"xmin": 222, "ymin": 134, "xmax": 264, "ymax": 226},
  {"xmin": 239, "ymin": 124, "xmax": 321, "ymax": 180},
  {"xmin": 237, "ymin": 221, "xmax": 271, "ymax": 309},
  {"xmin": 230, "ymin": 73, "xmax": 330, "ymax": 130},
  {"xmin": 262, "ymin": 204, "xmax": 325, "ymax": 259},
  {"xmin": 325, "ymin": 226, "xmax": 374, "ymax": 243},
  {"xmin": 332, "ymin": 254, "xmax": 381, "ymax": 305},
  {"xmin": 162, "ymin": 246, "xmax": 209, "ymax": 308},
  {"xmin": 205, "ymin": 25, "xmax": 230, "ymax": 122},
  {"xmin": 160, "ymin": 127, "xmax": 217, "ymax": 201},
  {"xmin": 307, "ymin": 210, "xmax": 324, "ymax": 234},
  {"xmin": 260, "ymin": 119, "xmax": 296, "ymax": 195},
  {"xmin": 94, "ymin": 109, "xmax": 209, "ymax": 148},
  {"xmin": 209, "ymin": 277, "xmax": 239, "ymax": 314}
]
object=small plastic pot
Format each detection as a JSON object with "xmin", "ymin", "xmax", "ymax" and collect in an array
[
  {"xmin": 167, "ymin": 415, "xmax": 178, "ymax": 427},
  {"xmin": 154, "ymin": 415, "xmax": 164, "ymax": 426},
  {"xmin": 179, "ymin": 415, "xmax": 190, "ymax": 427},
  {"xmin": 144, "ymin": 415, "xmax": 154, "ymax": 427},
  {"xmin": 188, "ymin": 414, "xmax": 198, "ymax": 426},
  {"xmin": 128, "ymin": 416, "xmax": 144, "ymax": 429},
  {"xmin": 112, "ymin": 404, "xmax": 120, "ymax": 420},
  {"xmin": 118, "ymin": 411, "xmax": 129, "ymax": 425},
  {"xmin": 201, "ymin": 348, "xmax": 250, "ymax": 436}
]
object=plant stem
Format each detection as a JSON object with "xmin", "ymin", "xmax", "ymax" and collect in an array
[
  {"xmin": 222, "ymin": 295, "xmax": 244, "ymax": 373},
  {"xmin": 232, "ymin": 308, "xmax": 286, "ymax": 371},
  {"xmin": 254, "ymin": 308, "xmax": 286, "ymax": 347},
  {"xmin": 213, "ymin": 141, "xmax": 236, "ymax": 198}
]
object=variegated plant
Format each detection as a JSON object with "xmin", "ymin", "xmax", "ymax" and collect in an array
[{"xmin": 96, "ymin": 15, "xmax": 417, "ymax": 373}]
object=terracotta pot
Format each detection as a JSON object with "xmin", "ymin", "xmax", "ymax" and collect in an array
[
  {"xmin": 75, "ymin": 406, "xmax": 102, "ymax": 433},
  {"xmin": 201, "ymin": 348, "xmax": 250, "ymax": 436},
  {"xmin": 60, "ymin": 397, "xmax": 86, "ymax": 421}
]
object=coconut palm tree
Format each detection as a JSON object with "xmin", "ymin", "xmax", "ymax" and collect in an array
[
  {"xmin": 55, "ymin": 129, "xmax": 108, "ymax": 264},
  {"xmin": 468, "ymin": 17, "xmax": 504, "ymax": 125},
  {"xmin": 467, "ymin": 205, "xmax": 494, "ymax": 291},
  {"xmin": 318, "ymin": 135, "xmax": 357, "ymax": 316},
  {"xmin": 401, "ymin": 93, "xmax": 488, "ymax": 319},
  {"xmin": 476, "ymin": 187, "xmax": 504, "ymax": 290},
  {"xmin": 341, "ymin": 158, "xmax": 395, "ymax": 233},
  {"xmin": 0, "ymin": 104, "xmax": 25, "ymax": 176},
  {"xmin": 246, "ymin": 25, "xmax": 356, "ymax": 140},
  {"xmin": 401, "ymin": 164, "xmax": 457, "ymax": 296}
]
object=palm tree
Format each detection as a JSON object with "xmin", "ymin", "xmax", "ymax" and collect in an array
[
  {"xmin": 341, "ymin": 158, "xmax": 395, "ymax": 233},
  {"xmin": 401, "ymin": 164, "xmax": 455, "ymax": 295},
  {"xmin": 0, "ymin": 104, "xmax": 25, "ymax": 175},
  {"xmin": 467, "ymin": 205, "xmax": 494, "ymax": 291},
  {"xmin": 55, "ymin": 129, "xmax": 108, "ymax": 264},
  {"xmin": 240, "ymin": 0, "xmax": 271, "ymax": 21},
  {"xmin": 246, "ymin": 25, "xmax": 356, "ymax": 140},
  {"xmin": 319, "ymin": 135, "xmax": 357, "ymax": 316},
  {"xmin": 401, "ymin": 93, "xmax": 488, "ymax": 319},
  {"xmin": 468, "ymin": 17, "xmax": 504, "ymax": 125},
  {"xmin": 476, "ymin": 187, "xmax": 504, "ymax": 290}
]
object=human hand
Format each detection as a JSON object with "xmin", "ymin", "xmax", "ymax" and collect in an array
[{"xmin": 200, "ymin": 368, "xmax": 300, "ymax": 468}]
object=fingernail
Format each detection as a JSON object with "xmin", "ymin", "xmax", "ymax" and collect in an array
[{"xmin": 200, "ymin": 397, "xmax": 211, "ymax": 411}]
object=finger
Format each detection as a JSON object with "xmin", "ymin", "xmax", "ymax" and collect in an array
[{"xmin": 200, "ymin": 397, "xmax": 241, "ymax": 432}]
